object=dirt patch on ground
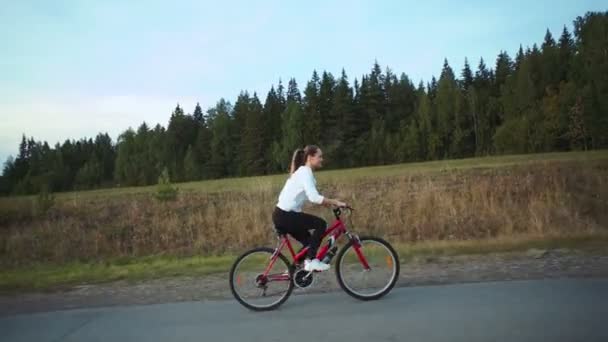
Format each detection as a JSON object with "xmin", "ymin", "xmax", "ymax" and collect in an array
[{"xmin": 1, "ymin": 248, "xmax": 607, "ymax": 316}]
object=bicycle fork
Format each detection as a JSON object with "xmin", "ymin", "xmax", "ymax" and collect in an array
[{"xmin": 348, "ymin": 233, "xmax": 371, "ymax": 271}]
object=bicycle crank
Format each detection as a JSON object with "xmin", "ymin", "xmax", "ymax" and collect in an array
[{"xmin": 294, "ymin": 269, "xmax": 314, "ymax": 288}]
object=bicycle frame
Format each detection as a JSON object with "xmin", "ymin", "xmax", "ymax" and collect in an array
[{"xmin": 262, "ymin": 209, "xmax": 371, "ymax": 282}]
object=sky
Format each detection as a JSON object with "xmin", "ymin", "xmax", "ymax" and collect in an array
[{"xmin": 0, "ymin": 0, "xmax": 606, "ymax": 166}]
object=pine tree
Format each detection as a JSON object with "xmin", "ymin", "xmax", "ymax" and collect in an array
[
  {"xmin": 415, "ymin": 82, "xmax": 433, "ymax": 160},
  {"xmin": 514, "ymin": 58, "xmax": 537, "ymax": 115},
  {"xmin": 286, "ymin": 78, "xmax": 301, "ymax": 103},
  {"xmin": 461, "ymin": 57, "xmax": 483, "ymax": 156},
  {"xmin": 241, "ymin": 93, "xmax": 267, "ymax": 175},
  {"xmin": 302, "ymin": 71, "xmax": 321, "ymax": 145},
  {"xmin": 354, "ymin": 76, "xmax": 371, "ymax": 138},
  {"xmin": 435, "ymin": 59, "xmax": 462, "ymax": 158},
  {"xmin": 474, "ymin": 57, "xmax": 496, "ymax": 155},
  {"xmin": 233, "ymin": 92, "xmax": 251, "ymax": 175},
  {"xmin": 273, "ymin": 101, "xmax": 305, "ymax": 171},
  {"xmin": 208, "ymin": 99, "xmax": 233, "ymax": 178},
  {"xmin": 264, "ymin": 86, "xmax": 285, "ymax": 173},
  {"xmin": 318, "ymin": 71, "xmax": 336, "ymax": 145},
  {"xmin": 114, "ymin": 128, "xmax": 138, "ymax": 186},
  {"xmin": 461, "ymin": 58, "xmax": 474, "ymax": 90},
  {"xmin": 14, "ymin": 134, "xmax": 29, "ymax": 182},
  {"xmin": 541, "ymin": 29, "xmax": 559, "ymax": 92},
  {"xmin": 367, "ymin": 61, "xmax": 386, "ymax": 123},
  {"xmin": 558, "ymin": 26, "xmax": 575, "ymax": 82},
  {"xmin": 495, "ymin": 56, "xmax": 536, "ymax": 153},
  {"xmin": 134, "ymin": 122, "xmax": 155, "ymax": 184},
  {"xmin": 0, "ymin": 157, "xmax": 16, "ymax": 195},
  {"xmin": 384, "ymin": 67, "xmax": 396, "ymax": 128},
  {"xmin": 399, "ymin": 73, "xmax": 417, "ymax": 121},
  {"xmin": 93, "ymin": 133, "xmax": 116, "ymax": 185},
  {"xmin": 494, "ymin": 51, "xmax": 513, "ymax": 95},
  {"xmin": 385, "ymin": 71, "xmax": 416, "ymax": 133},
  {"xmin": 193, "ymin": 102, "xmax": 204, "ymax": 123},
  {"xmin": 277, "ymin": 79, "xmax": 286, "ymax": 110},
  {"xmin": 427, "ymin": 76, "xmax": 438, "ymax": 100},
  {"xmin": 340, "ymin": 77, "xmax": 360, "ymax": 167},
  {"xmin": 329, "ymin": 69, "xmax": 354, "ymax": 167},
  {"xmin": 528, "ymin": 44, "xmax": 544, "ymax": 98},
  {"xmin": 155, "ymin": 166, "xmax": 178, "ymax": 201},
  {"xmin": 58, "ymin": 140, "xmax": 75, "ymax": 191},
  {"xmin": 466, "ymin": 87, "xmax": 480, "ymax": 154},
  {"xmin": 542, "ymin": 29, "xmax": 556, "ymax": 48},
  {"xmin": 165, "ymin": 104, "xmax": 198, "ymax": 181},
  {"xmin": 514, "ymin": 45, "xmax": 525, "ymax": 71},
  {"xmin": 148, "ymin": 124, "xmax": 166, "ymax": 182},
  {"xmin": 193, "ymin": 122, "xmax": 212, "ymax": 179},
  {"xmin": 573, "ymin": 12, "xmax": 608, "ymax": 149}
]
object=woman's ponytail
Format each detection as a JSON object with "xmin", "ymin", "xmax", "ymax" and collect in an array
[
  {"xmin": 290, "ymin": 148, "xmax": 305, "ymax": 174},
  {"xmin": 289, "ymin": 145, "xmax": 319, "ymax": 174}
]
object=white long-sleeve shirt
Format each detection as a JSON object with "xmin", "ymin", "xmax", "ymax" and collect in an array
[{"xmin": 276, "ymin": 165, "xmax": 325, "ymax": 212}]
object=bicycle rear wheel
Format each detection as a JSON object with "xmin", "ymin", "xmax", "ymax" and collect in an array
[
  {"xmin": 229, "ymin": 247, "xmax": 294, "ymax": 311},
  {"xmin": 335, "ymin": 236, "xmax": 400, "ymax": 300}
]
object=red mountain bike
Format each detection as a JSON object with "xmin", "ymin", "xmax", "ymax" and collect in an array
[{"xmin": 229, "ymin": 206, "xmax": 400, "ymax": 311}]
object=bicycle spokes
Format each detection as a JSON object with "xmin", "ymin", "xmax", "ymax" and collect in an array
[
  {"xmin": 337, "ymin": 237, "xmax": 399, "ymax": 298},
  {"xmin": 231, "ymin": 249, "xmax": 292, "ymax": 309}
]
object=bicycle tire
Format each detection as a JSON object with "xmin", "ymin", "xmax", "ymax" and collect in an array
[
  {"xmin": 335, "ymin": 236, "xmax": 400, "ymax": 301},
  {"xmin": 229, "ymin": 247, "xmax": 294, "ymax": 311}
]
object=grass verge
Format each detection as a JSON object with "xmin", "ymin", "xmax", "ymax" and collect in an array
[{"xmin": 2, "ymin": 233, "xmax": 607, "ymax": 294}]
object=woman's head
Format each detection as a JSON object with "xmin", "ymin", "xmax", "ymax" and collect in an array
[{"xmin": 289, "ymin": 145, "xmax": 323, "ymax": 174}]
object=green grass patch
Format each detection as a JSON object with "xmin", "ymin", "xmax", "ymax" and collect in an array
[
  {"xmin": 0, "ymin": 254, "xmax": 234, "ymax": 294},
  {"xmin": 2, "ymin": 232, "xmax": 607, "ymax": 294},
  {"xmin": 1, "ymin": 150, "xmax": 606, "ymax": 206}
]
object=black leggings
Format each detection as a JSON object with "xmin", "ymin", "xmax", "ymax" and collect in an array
[{"xmin": 272, "ymin": 207, "xmax": 327, "ymax": 259}]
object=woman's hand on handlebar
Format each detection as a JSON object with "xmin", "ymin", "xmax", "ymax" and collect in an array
[
  {"xmin": 335, "ymin": 200, "xmax": 348, "ymax": 208},
  {"xmin": 332, "ymin": 199, "xmax": 349, "ymax": 208},
  {"xmin": 321, "ymin": 198, "xmax": 347, "ymax": 208}
]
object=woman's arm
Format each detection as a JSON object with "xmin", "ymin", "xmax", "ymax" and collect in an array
[
  {"xmin": 301, "ymin": 168, "xmax": 347, "ymax": 208},
  {"xmin": 321, "ymin": 197, "xmax": 347, "ymax": 208}
]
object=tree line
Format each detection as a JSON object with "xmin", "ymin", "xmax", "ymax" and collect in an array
[{"xmin": 1, "ymin": 12, "xmax": 607, "ymax": 196}]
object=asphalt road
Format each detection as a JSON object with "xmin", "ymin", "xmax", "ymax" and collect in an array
[{"xmin": 2, "ymin": 278, "xmax": 607, "ymax": 342}]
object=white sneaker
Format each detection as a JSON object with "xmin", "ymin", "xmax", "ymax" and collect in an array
[{"xmin": 304, "ymin": 258, "xmax": 330, "ymax": 272}]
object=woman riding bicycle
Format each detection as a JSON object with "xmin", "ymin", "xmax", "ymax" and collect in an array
[{"xmin": 272, "ymin": 145, "xmax": 347, "ymax": 272}]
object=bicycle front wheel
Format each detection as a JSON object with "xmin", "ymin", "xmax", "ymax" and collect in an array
[
  {"xmin": 229, "ymin": 247, "xmax": 294, "ymax": 311},
  {"xmin": 335, "ymin": 236, "xmax": 400, "ymax": 300}
]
